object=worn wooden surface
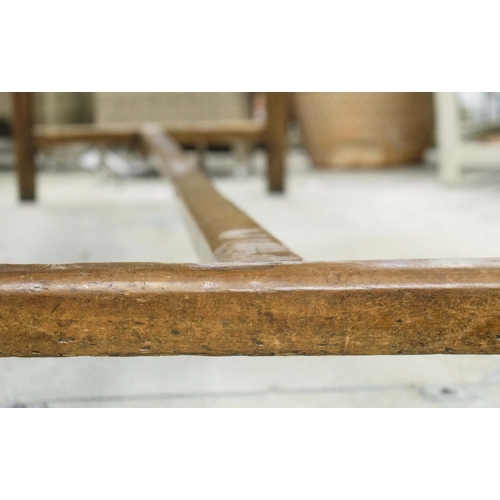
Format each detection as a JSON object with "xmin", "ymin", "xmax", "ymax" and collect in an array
[
  {"xmin": 12, "ymin": 92, "xmax": 36, "ymax": 201},
  {"xmin": 140, "ymin": 125, "xmax": 301, "ymax": 262},
  {"xmin": 266, "ymin": 92, "xmax": 288, "ymax": 192},
  {"xmin": 2, "ymin": 260, "xmax": 500, "ymax": 357},
  {"xmin": 35, "ymin": 119, "xmax": 266, "ymax": 147}
]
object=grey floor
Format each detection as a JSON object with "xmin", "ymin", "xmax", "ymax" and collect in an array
[{"xmin": 2, "ymin": 149, "xmax": 500, "ymax": 407}]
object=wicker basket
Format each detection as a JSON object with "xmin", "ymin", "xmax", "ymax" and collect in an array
[{"xmin": 293, "ymin": 92, "xmax": 433, "ymax": 168}]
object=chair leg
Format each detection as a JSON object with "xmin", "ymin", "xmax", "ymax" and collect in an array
[
  {"xmin": 266, "ymin": 92, "xmax": 288, "ymax": 192},
  {"xmin": 12, "ymin": 92, "xmax": 36, "ymax": 201}
]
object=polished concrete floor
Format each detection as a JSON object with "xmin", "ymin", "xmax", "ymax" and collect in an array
[{"xmin": 2, "ymin": 149, "xmax": 500, "ymax": 407}]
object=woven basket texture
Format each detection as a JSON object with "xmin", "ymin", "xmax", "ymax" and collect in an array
[
  {"xmin": 94, "ymin": 93, "xmax": 250, "ymax": 123},
  {"xmin": 294, "ymin": 92, "xmax": 433, "ymax": 168}
]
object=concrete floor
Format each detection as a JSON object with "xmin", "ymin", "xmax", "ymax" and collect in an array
[{"xmin": 2, "ymin": 150, "xmax": 500, "ymax": 407}]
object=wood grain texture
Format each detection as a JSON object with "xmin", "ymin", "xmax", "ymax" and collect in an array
[
  {"xmin": 2, "ymin": 260, "xmax": 500, "ymax": 357},
  {"xmin": 12, "ymin": 92, "xmax": 36, "ymax": 201},
  {"xmin": 140, "ymin": 125, "xmax": 301, "ymax": 263},
  {"xmin": 266, "ymin": 92, "xmax": 288, "ymax": 192},
  {"xmin": 35, "ymin": 119, "xmax": 266, "ymax": 147}
]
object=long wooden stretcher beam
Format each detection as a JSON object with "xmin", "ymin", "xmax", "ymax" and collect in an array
[{"xmin": 2, "ymin": 260, "xmax": 500, "ymax": 357}]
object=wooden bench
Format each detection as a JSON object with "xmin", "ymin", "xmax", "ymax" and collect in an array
[{"xmin": 4, "ymin": 92, "xmax": 500, "ymax": 357}]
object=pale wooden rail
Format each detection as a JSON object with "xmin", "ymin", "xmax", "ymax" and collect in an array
[{"xmin": 7, "ymin": 92, "xmax": 500, "ymax": 357}]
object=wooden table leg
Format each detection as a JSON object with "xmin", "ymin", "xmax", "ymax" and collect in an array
[
  {"xmin": 12, "ymin": 92, "xmax": 36, "ymax": 201},
  {"xmin": 266, "ymin": 92, "xmax": 288, "ymax": 193}
]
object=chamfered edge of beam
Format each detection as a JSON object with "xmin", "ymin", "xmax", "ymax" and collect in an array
[{"xmin": 2, "ymin": 259, "xmax": 500, "ymax": 292}]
